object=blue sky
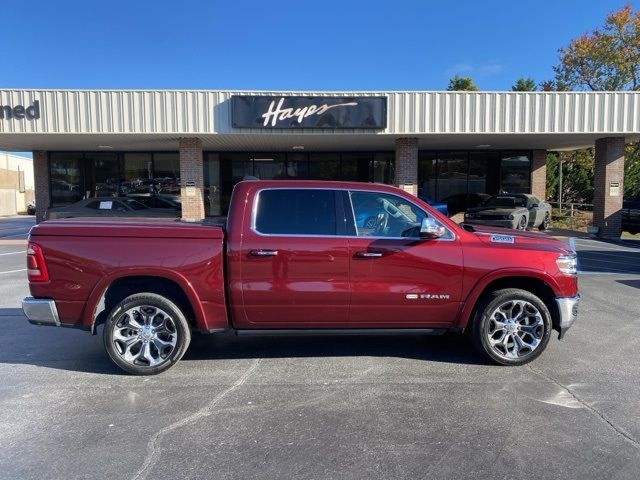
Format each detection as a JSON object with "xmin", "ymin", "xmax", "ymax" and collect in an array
[{"xmin": 0, "ymin": 0, "xmax": 631, "ymax": 91}]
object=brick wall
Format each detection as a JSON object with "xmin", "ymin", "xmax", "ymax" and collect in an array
[
  {"xmin": 593, "ymin": 137, "xmax": 625, "ymax": 238},
  {"xmin": 179, "ymin": 137, "xmax": 205, "ymax": 222},
  {"xmin": 394, "ymin": 137, "xmax": 418, "ymax": 195},
  {"xmin": 33, "ymin": 151, "xmax": 49, "ymax": 223},
  {"xmin": 531, "ymin": 150, "xmax": 547, "ymax": 200}
]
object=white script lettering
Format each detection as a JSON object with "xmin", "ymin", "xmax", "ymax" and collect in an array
[{"xmin": 261, "ymin": 98, "xmax": 358, "ymax": 127}]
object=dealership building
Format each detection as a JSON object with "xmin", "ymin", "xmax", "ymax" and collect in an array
[{"xmin": 0, "ymin": 89, "xmax": 639, "ymax": 236}]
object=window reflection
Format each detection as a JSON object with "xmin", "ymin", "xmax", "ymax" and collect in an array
[{"xmin": 50, "ymin": 153, "xmax": 83, "ymax": 207}]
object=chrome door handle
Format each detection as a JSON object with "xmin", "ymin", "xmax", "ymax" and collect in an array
[
  {"xmin": 249, "ymin": 249, "xmax": 278, "ymax": 257},
  {"xmin": 355, "ymin": 251, "xmax": 383, "ymax": 258}
]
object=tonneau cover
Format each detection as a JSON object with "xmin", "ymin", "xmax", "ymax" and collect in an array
[{"xmin": 30, "ymin": 218, "xmax": 225, "ymax": 239}]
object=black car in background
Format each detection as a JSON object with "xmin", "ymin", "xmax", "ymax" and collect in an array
[
  {"xmin": 622, "ymin": 197, "xmax": 640, "ymax": 235},
  {"xmin": 441, "ymin": 193, "xmax": 491, "ymax": 216},
  {"xmin": 126, "ymin": 194, "xmax": 181, "ymax": 210}
]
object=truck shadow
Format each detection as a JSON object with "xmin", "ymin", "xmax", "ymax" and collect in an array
[
  {"xmin": 0, "ymin": 308, "xmax": 487, "ymax": 374},
  {"xmin": 185, "ymin": 331, "xmax": 487, "ymax": 366}
]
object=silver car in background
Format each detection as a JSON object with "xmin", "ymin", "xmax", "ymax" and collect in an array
[{"xmin": 463, "ymin": 194, "xmax": 551, "ymax": 230}]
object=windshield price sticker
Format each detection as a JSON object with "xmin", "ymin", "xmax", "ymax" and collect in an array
[{"xmin": 490, "ymin": 234, "xmax": 515, "ymax": 244}]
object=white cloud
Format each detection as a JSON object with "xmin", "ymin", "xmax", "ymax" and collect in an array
[
  {"xmin": 446, "ymin": 63, "xmax": 474, "ymax": 75},
  {"xmin": 478, "ymin": 63, "xmax": 503, "ymax": 76},
  {"xmin": 445, "ymin": 62, "xmax": 504, "ymax": 77}
]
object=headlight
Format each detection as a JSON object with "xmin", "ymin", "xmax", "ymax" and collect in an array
[
  {"xmin": 508, "ymin": 214, "xmax": 514, "ymax": 220},
  {"xmin": 466, "ymin": 213, "xmax": 475, "ymax": 219},
  {"xmin": 556, "ymin": 254, "xmax": 578, "ymax": 275}
]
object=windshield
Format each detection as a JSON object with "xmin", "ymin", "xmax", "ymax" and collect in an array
[{"xmin": 485, "ymin": 196, "xmax": 526, "ymax": 208}]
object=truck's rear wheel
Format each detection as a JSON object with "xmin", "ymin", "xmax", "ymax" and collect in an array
[
  {"xmin": 103, "ymin": 293, "xmax": 191, "ymax": 375},
  {"xmin": 471, "ymin": 288, "xmax": 551, "ymax": 365}
]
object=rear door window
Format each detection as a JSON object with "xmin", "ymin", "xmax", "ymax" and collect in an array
[{"xmin": 254, "ymin": 189, "xmax": 337, "ymax": 235}]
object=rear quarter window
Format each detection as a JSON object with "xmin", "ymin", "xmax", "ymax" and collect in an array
[{"xmin": 254, "ymin": 189, "xmax": 337, "ymax": 235}]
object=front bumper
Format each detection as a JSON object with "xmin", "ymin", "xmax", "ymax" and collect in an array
[
  {"xmin": 555, "ymin": 295, "xmax": 580, "ymax": 339},
  {"xmin": 22, "ymin": 297, "xmax": 60, "ymax": 327}
]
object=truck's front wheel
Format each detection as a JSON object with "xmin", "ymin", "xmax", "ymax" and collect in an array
[
  {"xmin": 471, "ymin": 288, "xmax": 551, "ymax": 366},
  {"xmin": 103, "ymin": 293, "xmax": 191, "ymax": 375}
]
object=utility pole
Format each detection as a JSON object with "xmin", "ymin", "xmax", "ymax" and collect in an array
[{"xmin": 558, "ymin": 158, "xmax": 563, "ymax": 213}]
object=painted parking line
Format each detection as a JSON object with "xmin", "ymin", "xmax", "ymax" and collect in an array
[
  {"xmin": 0, "ymin": 251, "xmax": 24, "ymax": 256},
  {"xmin": 0, "ymin": 232, "xmax": 31, "ymax": 239},
  {"xmin": 0, "ymin": 268, "xmax": 27, "ymax": 275}
]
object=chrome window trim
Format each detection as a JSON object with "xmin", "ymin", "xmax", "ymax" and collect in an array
[{"xmin": 250, "ymin": 187, "xmax": 457, "ymax": 242}]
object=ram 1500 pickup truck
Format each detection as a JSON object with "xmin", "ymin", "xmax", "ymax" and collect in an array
[{"xmin": 22, "ymin": 180, "xmax": 580, "ymax": 375}]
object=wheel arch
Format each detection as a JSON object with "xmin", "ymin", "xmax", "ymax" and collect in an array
[
  {"xmin": 86, "ymin": 271, "xmax": 206, "ymax": 334},
  {"xmin": 458, "ymin": 272, "xmax": 561, "ymax": 333}
]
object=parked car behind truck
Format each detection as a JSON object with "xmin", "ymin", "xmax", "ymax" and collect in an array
[
  {"xmin": 23, "ymin": 180, "xmax": 579, "ymax": 375},
  {"xmin": 464, "ymin": 194, "xmax": 551, "ymax": 230}
]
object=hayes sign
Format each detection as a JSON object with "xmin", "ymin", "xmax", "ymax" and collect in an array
[
  {"xmin": 0, "ymin": 100, "xmax": 40, "ymax": 120},
  {"xmin": 231, "ymin": 96, "xmax": 386, "ymax": 129}
]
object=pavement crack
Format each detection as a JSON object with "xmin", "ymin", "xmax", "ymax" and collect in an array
[
  {"xmin": 130, "ymin": 358, "xmax": 262, "ymax": 480},
  {"xmin": 527, "ymin": 364, "xmax": 640, "ymax": 449}
]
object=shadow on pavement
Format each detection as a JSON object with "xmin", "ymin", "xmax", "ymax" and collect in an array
[
  {"xmin": 0, "ymin": 307, "xmax": 488, "ymax": 374},
  {"xmin": 616, "ymin": 279, "xmax": 640, "ymax": 289},
  {"xmin": 577, "ymin": 249, "xmax": 640, "ymax": 274}
]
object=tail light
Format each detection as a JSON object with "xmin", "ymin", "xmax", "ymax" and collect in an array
[{"xmin": 27, "ymin": 242, "xmax": 49, "ymax": 282}]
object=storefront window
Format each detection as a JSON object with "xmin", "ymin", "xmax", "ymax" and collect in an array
[
  {"xmin": 372, "ymin": 152, "xmax": 394, "ymax": 185},
  {"xmin": 285, "ymin": 152, "xmax": 309, "ymax": 179},
  {"xmin": 341, "ymin": 153, "xmax": 371, "ymax": 182},
  {"xmin": 123, "ymin": 153, "xmax": 153, "ymax": 194},
  {"xmin": 49, "ymin": 153, "xmax": 83, "ymax": 206},
  {"xmin": 253, "ymin": 153, "xmax": 286, "ymax": 180},
  {"xmin": 154, "ymin": 153, "xmax": 180, "ymax": 185},
  {"xmin": 309, "ymin": 153, "xmax": 339, "ymax": 180},
  {"xmin": 501, "ymin": 152, "xmax": 531, "ymax": 194},
  {"xmin": 84, "ymin": 153, "xmax": 119, "ymax": 198},
  {"xmin": 436, "ymin": 152, "xmax": 468, "ymax": 201},
  {"xmin": 418, "ymin": 152, "xmax": 437, "ymax": 199},
  {"xmin": 204, "ymin": 153, "xmax": 222, "ymax": 217}
]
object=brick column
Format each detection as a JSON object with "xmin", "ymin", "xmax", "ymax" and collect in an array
[
  {"xmin": 394, "ymin": 137, "xmax": 419, "ymax": 196},
  {"xmin": 179, "ymin": 137, "xmax": 205, "ymax": 222},
  {"xmin": 33, "ymin": 151, "xmax": 49, "ymax": 224},
  {"xmin": 593, "ymin": 137, "xmax": 625, "ymax": 238},
  {"xmin": 531, "ymin": 150, "xmax": 547, "ymax": 200}
]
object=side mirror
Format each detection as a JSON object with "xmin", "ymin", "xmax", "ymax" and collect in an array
[
  {"xmin": 531, "ymin": 203, "xmax": 539, "ymax": 208},
  {"xmin": 419, "ymin": 217, "xmax": 446, "ymax": 239}
]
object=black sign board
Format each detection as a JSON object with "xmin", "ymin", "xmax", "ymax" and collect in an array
[{"xmin": 231, "ymin": 96, "xmax": 387, "ymax": 129}]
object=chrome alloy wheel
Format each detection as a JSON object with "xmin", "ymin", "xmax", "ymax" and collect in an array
[
  {"xmin": 486, "ymin": 300, "xmax": 544, "ymax": 360},
  {"xmin": 112, "ymin": 305, "xmax": 177, "ymax": 367}
]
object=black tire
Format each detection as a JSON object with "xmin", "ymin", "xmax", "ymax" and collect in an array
[
  {"xmin": 103, "ymin": 292, "xmax": 191, "ymax": 375},
  {"xmin": 517, "ymin": 216, "xmax": 527, "ymax": 230},
  {"xmin": 471, "ymin": 288, "xmax": 552, "ymax": 366},
  {"xmin": 538, "ymin": 213, "xmax": 550, "ymax": 231}
]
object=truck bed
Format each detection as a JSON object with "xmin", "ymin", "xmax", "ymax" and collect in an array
[{"xmin": 28, "ymin": 218, "xmax": 228, "ymax": 332}]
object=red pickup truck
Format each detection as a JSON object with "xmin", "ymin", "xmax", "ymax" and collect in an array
[{"xmin": 22, "ymin": 180, "xmax": 579, "ymax": 375}]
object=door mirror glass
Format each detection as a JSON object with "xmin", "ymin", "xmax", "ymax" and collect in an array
[{"xmin": 420, "ymin": 217, "xmax": 446, "ymax": 239}]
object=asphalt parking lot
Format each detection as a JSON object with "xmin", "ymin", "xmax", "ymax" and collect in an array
[{"xmin": 1, "ymin": 217, "xmax": 639, "ymax": 480}]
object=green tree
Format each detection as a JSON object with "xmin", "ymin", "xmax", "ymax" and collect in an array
[
  {"xmin": 553, "ymin": 5, "xmax": 640, "ymax": 90},
  {"xmin": 551, "ymin": 4, "xmax": 640, "ymax": 201},
  {"xmin": 446, "ymin": 76, "xmax": 478, "ymax": 91},
  {"xmin": 545, "ymin": 153, "xmax": 559, "ymax": 200},
  {"xmin": 625, "ymin": 143, "xmax": 640, "ymax": 199},
  {"xmin": 511, "ymin": 77, "xmax": 536, "ymax": 91}
]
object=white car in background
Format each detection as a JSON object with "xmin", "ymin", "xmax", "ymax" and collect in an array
[{"xmin": 463, "ymin": 194, "xmax": 552, "ymax": 230}]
